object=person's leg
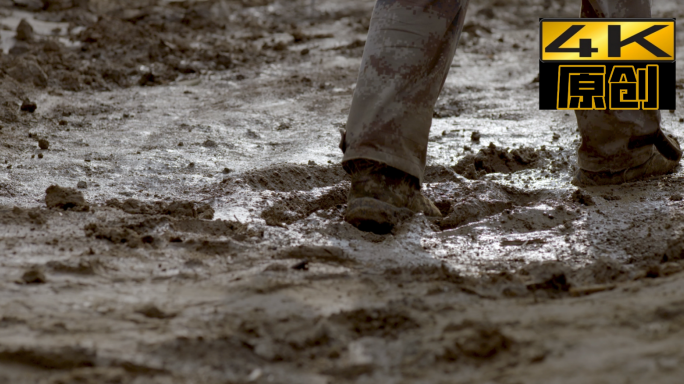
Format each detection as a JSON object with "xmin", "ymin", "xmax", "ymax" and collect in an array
[
  {"xmin": 574, "ymin": 0, "xmax": 681, "ymax": 184},
  {"xmin": 341, "ymin": 0, "xmax": 469, "ymax": 233},
  {"xmin": 342, "ymin": 0, "xmax": 469, "ymax": 183}
]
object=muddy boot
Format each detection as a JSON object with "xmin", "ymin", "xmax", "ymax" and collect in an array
[
  {"xmin": 573, "ymin": 134, "xmax": 682, "ymax": 187},
  {"xmin": 344, "ymin": 159, "xmax": 442, "ymax": 234}
]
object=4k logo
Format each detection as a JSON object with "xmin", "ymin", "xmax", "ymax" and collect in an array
[
  {"xmin": 541, "ymin": 20, "xmax": 674, "ymax": 61},
  {"xmin": 539, "ymin": 19, "xmax": 675, "ymax": 111}
]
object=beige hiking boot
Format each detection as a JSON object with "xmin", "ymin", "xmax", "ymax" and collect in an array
[
  {"xmin": 572, "ymin": 134, "xmax": 681, "ymax": 187},
  {"xmin": 343, "ymin": 159, "xmax": 442, "ymax": 234}
]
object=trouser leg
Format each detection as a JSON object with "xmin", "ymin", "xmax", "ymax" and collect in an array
[
  {"xmin": 575, "ymin": 0, "xmax": 660, "ymax": 173},
  {"xmin": 342, "ymin": 0, "xmax": 469, "ymax": 183}
]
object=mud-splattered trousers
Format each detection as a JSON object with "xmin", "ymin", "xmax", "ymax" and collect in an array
[{"xmin": 342, "ymin": 0, "xmax": 662, "ymax": 181}]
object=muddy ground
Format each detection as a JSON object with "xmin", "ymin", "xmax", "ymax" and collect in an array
[{"xmin": 1, "ymin": 0, "xmax": 684, "ymax": 383}]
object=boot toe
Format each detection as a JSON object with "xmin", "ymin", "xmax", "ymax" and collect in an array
[{"xmin": 344, "ymin": 197, "xmax": 413, "ymax": 234}]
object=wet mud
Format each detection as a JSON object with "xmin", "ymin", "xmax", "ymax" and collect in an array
[
  {"xmin": 2, "ymin": 0, "xmax": 684, "ymax": 383},
  {"xmin": 452, "ymin": 143, "xmax": 546, "ymax": 179}
]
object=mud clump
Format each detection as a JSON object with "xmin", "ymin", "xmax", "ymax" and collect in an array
[
  {"xmin": 138, "ymin": 72, "xmax": 158, "ymax": 87},
  {"xmin": 385, "ymin": 263, "xmax": 466, "ymax": 285},
  {"xmin": 46, "ymin": 258, "xmax": 103, "ymax": 275},
  {"xmin": 442, "ymin": 321, "xmax": 513, "ymax": 359},
  {"xmin": 521, "ymin": 262, "xmax": 571, "ymax": 294},
  {"xmin": 117, "ymin": 198, "xmax": 163, "ymax": 215},
  {"xmin": 15, "ymin": 19, "xmax": 34, "ymax": 42},
  {"xmin": 198, "ymin": 206, "xmax": 216, "ymax": 220},
  {"xmin": 136, "ymin": 304, "xmax": 175, "ymax": 319},
  {"xmin": 84, "ymin": 223, "xmax": 142, "ymax": 248},
  {"xmin": 45, "ymin": 185, "xmax": 90, "ymax": 212},
  {"xmin": 5, "ymin": 58, "xmax": 49, "ymax": 88},
  {"xmin": 21, "ymin": 100, "xmax": 37, "ymax": 113},
  {"xmin": 164, "ymin": 201, "xmax": 194, "ymax": 217},
  {"xmin": 38, "ymin": 138, "xmax": 49, "ymax": 149},
  {"xmin": 573, "ymin": 258, "xmax": 629, "ymax": 285},
  {"xmin": 663, "ymin": 238, "xmax": 684, "ymax": 263},
  {"xmin": 0, "ymin": 346, "xmax": 96, "ymax": 370},
  {"xmin": 653, "ymin": 301, "xmax": 684, "ymax": 321},
  {"xmin": 570, "ymin": 189, "xmax": 595, "ymax": 206},
  {"xmin": 106, "ymin": 198, "xmax": 214, "ymax": 219},
  {"xmin": 21, "ymin": 268, "xmax": 46, "ymax": 284},
  {"xmin": 186, "ymin": 239, "xmax": 244, "ymax": 256},
  {"xmin": 330, "ymin": 307, "xmax": 419, "ymax": 339},
  {"xmin": 44, "ymin": 367, "xmax": 129, "ymax": 384},
  {"xmin": 291, "ymin": 259, "xmax": 309, "ymax": 270},
  {"xmin": 0, "ymin": 99, "xmax": 19, "ymax": 123},
  {"xmin": 147, "ymin": 335, "xmax": 260, "ymax": 372},
  {"xmin": 277, "ymin": 245, "xmax": 350, "ymax": 265},
  {"xmin": 172, "ymin": 219, "xmax": 247, "ymax": 238},
  {"xmin": 2, "ymin": 207, "xmax": 46, "ymax": 226},
  {"xmin": 27, "ymin": 209, "xmax": 45, "ymax": 225},
  {"xmin": 453, "ymin": 143, "xmax": 541, "ymax": 179},
  {"xmin": 43, "ymin": 0, "xmax": 90, "ymax": 11},
  {"xmin": 202, "ymin": 139, "xmax": 218, "ymax": 148}
]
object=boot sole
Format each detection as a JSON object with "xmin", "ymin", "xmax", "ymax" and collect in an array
[{"xmin": 344, "ymin": 197, "xmax": 414, "ymax": 234}]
